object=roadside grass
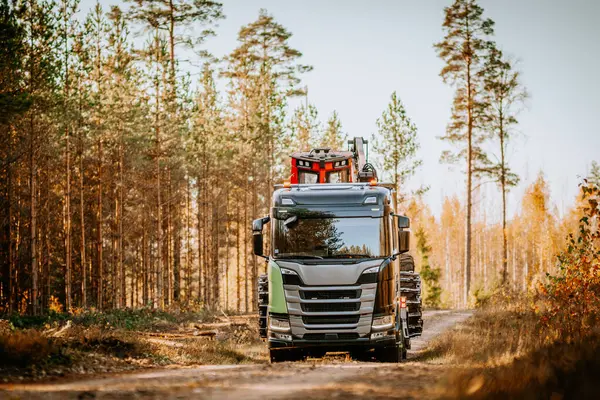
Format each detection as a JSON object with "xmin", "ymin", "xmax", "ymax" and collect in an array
[
  {"xmin": 424, "ymin": 292, "xmax": 600, "ymax": 399},
  {"xmin": 0, "ymin": 310, "xmax": 264, "ymax": 382}
]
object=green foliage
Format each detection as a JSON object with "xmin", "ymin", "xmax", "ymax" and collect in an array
[
  {"xmin": 6, "ymin": 308, "xmax": 216, "ymax": 331},
  {"xmin": 289, "ymin": 101, "xmax": 320, "ymax": 151},
  {"xmin": 538, "ymin": 181, "xmax": 600, "ymax": 343},
  {"xmin": 589, "ymin": 161, "xmax": 600, "ymax": 187},
  {"xmin": 434, "ymin": 0, "xmax": 496, "ymax": 176},
  {"xmin": 415, "ymin": 227, "xmax": 442, "ymax": 308},
  {"xmin": 372, "ymin": 91, "xmax": 422, "ymax": 202},
  {"xmin": 0, "ymin": 0, "xmax": 31, "ymax": 123},
  {"xmin": 320, "ymin": 110, "xmax": 345, "ymax": 150}
]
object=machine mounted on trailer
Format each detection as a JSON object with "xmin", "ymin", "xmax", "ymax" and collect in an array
[{"xmin": 254, "ymin": 138, "xmax": 423, "ymax": 362}]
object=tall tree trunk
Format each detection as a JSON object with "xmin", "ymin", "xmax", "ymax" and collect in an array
[
  {"xmin": 79, "ymin": 99, "xmax": 87, "ymax": 308},
  {"xmin": 65, "ymin": 124, "xmax": 72, "ymax": 311},
  {"xmin": 244, "ymin": 179, "xmax": 248, "ymax": 312},
  {"xmin": 236, "ymin": 196, "xmax": 241, "ymax": 313},
  {"xmin": 185, "ymin": 178, "xmax": 191, "ymax": 304},
  {"xmin": 30, "ymin": 115, "xmax": 38, "ymax": 315},
  {"xmin": 196, "ymin": 176, "xmax": 206, "ymax": 300},
  {"xmin": 500, "ymin": 115, "xmax": 508, "ymax": 284},
  {"xmin": 118, "ymin": 130, "xmax": 124, "ymax": 308},
  {"xmin": 224, "ymin": 184, "xmax": 229, "ymax": 310},
  {"xmin": 464, "ymin": 50, "xmax": 473, "ymax": 308},
  {"xmin": 97, "ymin": 138, "xmax": 103, "ymax": 309},
  {"xmin": 155, "ymin": 31, "xmax": 163, "ymax": 310}
]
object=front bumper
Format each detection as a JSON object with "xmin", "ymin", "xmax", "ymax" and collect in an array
[{"xmin": 268, "ymin": 331, "xmax": 396, "ymax": 350}]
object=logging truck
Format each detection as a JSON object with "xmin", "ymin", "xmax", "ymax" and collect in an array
[{"xmin": 254, "ymin": 138, "xmax": 423, "ymax": 362}]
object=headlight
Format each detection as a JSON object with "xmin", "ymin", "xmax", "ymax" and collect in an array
[
  {"xmin": 280, "ymin": 268, "xmax": 298, "ymax": 275},
  {"xmin": 372, "ymin": 315, "xmax": 393, "ymax": 328},
  {"xmin": 270, "ymin": 318, "xmax": 291, "ymax": 331},
  {"xmin": 358, "ymin": 265, "xmax": 379, "ymax": 284},
  {"xmin": 362, "ymin": 266, "xmax": 379, "ymax": 274},
  {"xmin": 281, "ymin": 268, "xmax": 302, "ymax": 285}
]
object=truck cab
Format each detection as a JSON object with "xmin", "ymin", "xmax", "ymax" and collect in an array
[{"xmin": 253, "ymin": 182, "xmax": 422, "ymax": 362}]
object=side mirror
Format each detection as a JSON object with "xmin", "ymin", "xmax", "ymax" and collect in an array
[
  {"xmin": 253, "ymin": 232, "xmax": 264, "ymax": 257},
  {"xmin": 252, "ymin": 216, "xmax": 270, "ymax": 259},
  {"xmin": 399, "ymin": 230, "xmax": 410, "ymax": 253},
  {"xmin": 396, "ymin": 215, "xmax": 410, "ymax": 229},
  {"xmin": 252, "ymin": 215, "xmax": 270, "ymax": 232}
]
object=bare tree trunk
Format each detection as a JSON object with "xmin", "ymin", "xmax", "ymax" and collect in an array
[
  {"xmin": 97, "ymin": 138, "xmax": 103, "ymax": 309},
  {"xmin": 464, "ymin": 50, "xmax": 473, "ymax": 308},
  {"xmin": 155, "ymin": 31, "xmax": 163, "ymax": 310},
  {"xmin": 236, "ymin": 195, "xmax": 241, "ymax": 313},
  {"xmin": 118, "ymin": 130, "xmax": 124, "ymax": 308},
  {"xmin": 244, "ymin": 180, "xmax": 248, "ymax": 312},
  {"xmin": 30, "ymin": 115, "xmax": 38, "ymax": 315},
  {"xmin": 8, "ymin": 159, "xmax": 14, "ymax": 314},
  {"xmin": 142, "ymin": 214, "xmax": 148, "ymax": 306},
  {"xmin": 500, "ymin": 116, "xmax": 508, "ymax": 284},
  {"xmin": 185, "ymin": 178, "xmax": 191, "ymax": 304},
  {"xmin": 65, "ymin": 124, "xmax": 72, "ymax": 311},
  {"xmin": 196, "ymin": 176, "xmax": 205, "ymax": 300},
  {"xmin": 224, "ymin": 184, "xmax": 229, "ymax": 310}
]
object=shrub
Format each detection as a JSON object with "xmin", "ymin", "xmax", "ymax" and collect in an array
[
  {"xmin": 538, "ymin": 181, "xmax": 600, "ymax": 343},
  {"xmin": 0, "ymin": 330, "xmax": 64, "ymax": 368}
]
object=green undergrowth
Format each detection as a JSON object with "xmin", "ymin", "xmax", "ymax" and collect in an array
[{"xmin": 5, "ymin": 307, "xmax": 217, "ymax": 331}]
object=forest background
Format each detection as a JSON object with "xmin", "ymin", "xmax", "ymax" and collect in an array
[{"xmin": 1, "ymin": 0, "xmax": 599, "ymax": 316}]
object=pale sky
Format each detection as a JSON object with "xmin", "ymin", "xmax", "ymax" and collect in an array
[{"xmin": 82, "ymin": 0, "xmax": 600, "ymax": 220}]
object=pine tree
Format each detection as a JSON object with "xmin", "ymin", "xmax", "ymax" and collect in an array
[
  {"xmin": 589, "ymin": 161, "xmax": 600, "ymax": 187},
  {"xmin": 0, "ymin": 0, "xmax": 31, "ymax": 312},
  {"xmin": 434, "ymin": 0, "xmax": 495, "ymax": 306},
  {"xmin": 481, "ymin": 45, "xmax": 527, "ymax": 284},
  {"xmin": 373, "ymin": 91, "xmax": 422, "ymax": 205},
  {"xmin": 320, "ymin": 110, "xmax": 344, "ymax": 150},
  {"xmin": 223, "ymin": 9, "xmax": 310, "ymax": 310},
  {"xmin": 289, "ymin": 101, "xmax": 320, "ymax": 151},
  {"xmin": 415, "ymin": 227, "xmax": 442, "ymax": 308}
]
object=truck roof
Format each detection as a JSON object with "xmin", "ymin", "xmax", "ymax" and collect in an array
[{"xmin": 272, "ymin": 183, "xmax": 393, "ymax": 207}]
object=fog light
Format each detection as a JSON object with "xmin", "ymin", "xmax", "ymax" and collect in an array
[
  {"xmin": 274, "ymin": 333, "xmax": 292, "ymax": 341},
  {"xmin": 370, "ymin": 332, "xmax": 385, "ymax": 340},
  {"xmin": 372, "ymin": 315, "xmax": 393, "ymax": 328},
  {"xmin": 270, "ymin": 318, "xmax": 291, "ymax": 331}
]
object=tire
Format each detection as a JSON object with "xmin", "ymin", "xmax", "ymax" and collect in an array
[
  {"xmin": 258, "ymin": 274, "xmax": 269, "ymax": 339},
  {"xmin": 399, "ymin": 253, "xmax": 415, "ymax": 272},
  {"xmin": 375, "ymin": 343, "xmax": 406, "ymax": 363},
  {"xmin": 350, "ymin": 349, "xmax": 373, "ymax": 362},
  {"xmin": 398, "ymin": 256, "xmax": 423, "ymax": 338},
  {"xmin": 270, "ymin": 348, "xmax": 303, "ymax": 363}
]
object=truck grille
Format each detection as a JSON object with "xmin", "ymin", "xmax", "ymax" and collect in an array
[
  {"xmin": 302, "ymin": 315, "xmax": 360, "ymax": 325},
  {"xmin": 300, "ymin": 289, "xmax": 361, "ymax": 300},
  {"xmin": 303, "ymin": 333, "xmax": 360, "ymax": 341},
  {"xmin": 301, "ymin": 302, "xmax": 360, "ymax": 312}
]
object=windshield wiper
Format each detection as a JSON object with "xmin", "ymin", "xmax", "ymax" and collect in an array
[
  {"xmin": 323, "ymin": 254, "xmax": 376, "ymax": 259},
  {"xmin": 276, "ymin": 254, "xmax": 324, "ymax": 260}
]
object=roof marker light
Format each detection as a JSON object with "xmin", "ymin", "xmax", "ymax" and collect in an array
[
  {"xmin": 283, "ymin": 180, "xmax": 291, "ymax": 188},
  {"xmin": 369, "ymin": 178, "xmax": 378, "ymax": 186}
]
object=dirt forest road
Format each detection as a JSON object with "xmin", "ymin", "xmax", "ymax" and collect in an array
[{"xmin": 0, "ymin": 310, "xmax": 472, "ymax": 400}]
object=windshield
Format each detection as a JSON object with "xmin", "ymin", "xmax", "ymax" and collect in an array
[{"xmin": 273, "ymin": 216, "xmax": 390, "ymax": 259}]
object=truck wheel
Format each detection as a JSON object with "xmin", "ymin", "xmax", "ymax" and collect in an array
[
  {"xmin": 399, "ymin": 253, "xmax": 415, "ymax": 272},
  {"xmin": 375, "ymin": 343, "xmax": 405, "ymax": 363},
  {"xmin": 257, "ymin": 274, "xmax": 269, "ymax": 339},
  {"xmin": 349, "ymin": 349, "xmax": 373, "ymax": 362},
  {"xmin": 270, "ymin": 349, "xmax": 303, "ymax": 363}
]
